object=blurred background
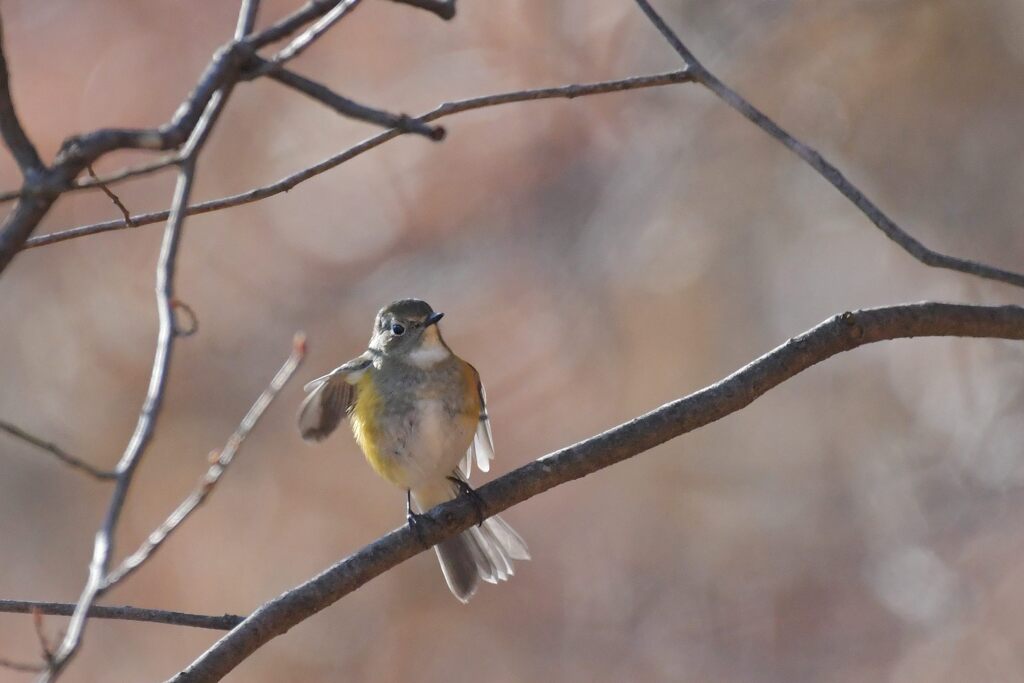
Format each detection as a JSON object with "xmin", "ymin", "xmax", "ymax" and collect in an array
[{"xmin": 1, "ymin": 0, "xmax": 1023, "ymax": 680}]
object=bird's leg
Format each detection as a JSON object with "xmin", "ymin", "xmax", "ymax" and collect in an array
[
  {"xmin": 447, "ymin": 476, "xmax": 486, "ymax": 527},
  {"xmin": 406, "ymin": 489, "xmax": 431, "ymax": 548}
]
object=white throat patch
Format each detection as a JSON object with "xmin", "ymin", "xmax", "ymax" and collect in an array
[{"xmin": 408, "ymin": 328, "xmax": 450, "ymax": 368}]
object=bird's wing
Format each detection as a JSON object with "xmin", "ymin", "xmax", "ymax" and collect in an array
[
  {"xmin": 298, "ymin": 352, "xmax": 373, "ymax": 442},
  {"xmin": 461, "ymin": 374, "xmax": 495, "ymax": 478}
]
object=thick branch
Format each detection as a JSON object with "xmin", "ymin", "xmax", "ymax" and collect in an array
[
  {"xmin": 631, "ymin": 0, "xmax": 1024, "ymax": 290},
  {"xmin": 0, "ymin": 601, "xmax": 242, "ymax": 631},
  {"xmin": 169, "ymin": 302, "xmax": 1024, "ymax": 682},
  {"xmin": 24, "ymin": 70, "xmax": 693, "ymax": 249}
]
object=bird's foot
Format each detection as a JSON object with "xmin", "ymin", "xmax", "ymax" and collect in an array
[
  {"xmin": 447, "ymin": 476, "xmax": 486, "ymax": 527},
  {"xmin": 406, "ymin": 510, "xmax": 433, "ymax": 549}
]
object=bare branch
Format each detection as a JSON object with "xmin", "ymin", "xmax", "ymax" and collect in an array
[
  {"xmin": 104, "ymin": 334, "xmax": 306, "ymax": 587},
  {"xmin": 168, "ymin": 302, "xmax": 1024, "ymax": 683},
  {"xmin": 85, "ymin": 164, "xmax": 135, "ymax": 227},
  {"xmin": 235, "ymin": 0, "xmax": 261, "ymax": 39},
  {"xmin": 42, "ymin": 88, "xmax": 233, "ymax": 682},
  {"xmin": 24, "ymin": 70, "xmax": 693, "ymax": 249},
  {"xmin": 262, "ymin": 66, "xmax": 444, "ymax": 139},
  {"xmin": 0, "ymin": 601, "xmax": 242, "ymax": 631},
  {"xmin": 0, "ymin": 420, "xmax": 115, "ymax": 481},
  {"xmin": 271, "ymin": 0, "xmax": 363, "ymax": 64},
  {"xmin": 247, "ymin": 0, "xmax": 364, "ymax": 50},
  {"xmin": 389, "ymin": 0, "xmax": 455, "ymax": 20},
  {"xmin": 0, "ymin": 155, "xmax": 180, "ymax": 204},
  {"xmin": 0, "ymin": 13, "xmax": 42, "ymax": 176},
  {"xmin": 631, "ymin": 0, "xmax": 1024, "ymax": 290},
  {"xmin": 0, "ymin": 0, "xmax": 368, "ymax": 275},
  {"xmin": 31, "ymin": 609, "xmax": 55, "ymax": 672}
]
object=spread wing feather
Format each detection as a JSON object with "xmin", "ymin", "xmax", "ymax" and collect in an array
[{"xmin": 297, "ymin": 353, "xmax": 372, "ymax": 442}]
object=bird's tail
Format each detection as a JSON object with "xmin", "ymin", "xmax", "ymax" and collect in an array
[{"xmin": 411, "ymin": 477, "xmax": 530, "ymax": 603}]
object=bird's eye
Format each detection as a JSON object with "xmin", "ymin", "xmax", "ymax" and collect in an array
[{"xmin": 391, "ymin": 323, "xmax": 406, "ymax": 336}]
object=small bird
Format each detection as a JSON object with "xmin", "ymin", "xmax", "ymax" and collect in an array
[{"xmin": 298, "ymin": 299, "xmax": 529, "ymax": 602}]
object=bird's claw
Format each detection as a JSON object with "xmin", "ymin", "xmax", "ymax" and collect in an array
[
  {"xmin": 447, "ymin": 476, "xmax": 486, "ymax": 527},
  {"xmin": 406, "ymin": 510, "xmax": 433, "ymax": 549}
]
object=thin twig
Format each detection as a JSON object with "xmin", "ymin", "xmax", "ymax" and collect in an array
[
  {"xmin": 103, "ymin": 334, "xmax": 306, "ymax": 587},
  {"xmin": 631, "ymin": 0, "xmax": 1024, "ymax": 290},
  {"xmin": 24, "ymin": 70, "xmax": 693, "ymax": 249},
  {"xmin": 31, "ymin": 609, "xmax": 55, "ymax": 670},
  {"xmin": 0, "ymin": 420, "xmax": 115, "ymax": 480},
  {"xmin": 171, "ymin": 299, "xmax": 199, "ymax": 337},
  {"xmin": 85, "ymin": 164, "xmax": 135, "ymax": 227},
  {"xmin": 167, "ymin": 302, "xmax": 1024, "ymax": 683},
  {"xmin": 271, "ymin": 0, "xmax": 363, "ymax": 65},
  {"xmin": 0, "ymin": 154, "xmax": 179, "ymax": 203},
  {"xmin": 260, "ymin": 64, "xmax": 444, "ymax": 139},
  {"xmin": 0, "ymin": 658, "xmax": 44, "ymax": 673},
  {"xmin": 0, "ymin": 601, "xmax": 243, "ymax": 630}
]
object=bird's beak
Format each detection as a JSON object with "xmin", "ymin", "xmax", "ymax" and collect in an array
[{"xmin": 424, "ymin": 311, "xmax": 444, "ymax": 327}]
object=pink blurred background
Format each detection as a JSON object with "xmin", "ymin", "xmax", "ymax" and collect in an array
[{"xmin": 1, "ymin": 0, "xmax": 1023, "ymax": 680}]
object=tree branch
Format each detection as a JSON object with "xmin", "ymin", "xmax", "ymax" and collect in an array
[
  {"xmin": 168, "ymin": 302, "xmax": 1024, "ymax": 683},
  {"xmin": 42, "ymin": 87, "xmax": 233, "ymax": 682},
  {"xmin": 631, "ymin": 0, "xmax": 1024, "ymax": 290},
  {"xmin": 256, "ymin": 62, "xmax": 444, "ymax": 139},
  {"xmin": 0, "ymin": 420, "xmax": 115, "ymax": 480},
  {"xmin": 269, "ymin": 0, "xmax": 363, "ymax": 65},
  {"xmin": 0, "ymin": 14, "xmax": 42, "ymax": 177},
  {"xmin": 0, "ymin": 0, "xmax": 376, "ymax": 276},
  {"xmin": 103, "ymin": 334, "xmax": 305, "ymax": 587},
  {"xmin": 0, "ymin": 601, "xmax": 242, "ymax": 631},
  {"xmin": 23, "ymin": 70, "xmax": 693, "ymax": 249}
]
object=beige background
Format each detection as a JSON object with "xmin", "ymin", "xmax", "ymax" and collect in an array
[{"xmin": 1, "ymin": 0, "xmax": 1023, "ymax": 680}]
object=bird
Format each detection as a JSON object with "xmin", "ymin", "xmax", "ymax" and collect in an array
[{"xmin": 298, "ymin": 298, "xmax": 529, "ymax": 602}]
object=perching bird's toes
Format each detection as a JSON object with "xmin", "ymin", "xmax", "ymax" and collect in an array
[{"xmin": 447, "ymin": 476, "xmax": 487, "ymax": 527}]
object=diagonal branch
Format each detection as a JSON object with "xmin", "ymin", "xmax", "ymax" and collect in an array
[
  {"xmin": 23, "ymin": 70, "xmax": 693, "ymax": 249},
  {"xmin": 168, "ymin": 302, "xmax": 1024, "ymax": 683},
  {"xmin": 103, "ymin": 334, "xmax": 305, "ymax": 587},
  {"xmin": 0, "ymin": 601, "xmax": 242, "ymax": 631},
  {"xmin": 631, "ymin": 0, "xmax": 1024, "ymax": 290},
  {"xmin": 254, "ymin": 62, "xmax": 444, "ymax": 139},
  {"xmin": 270, "ymin": 0, "xmax": 363, "ymax": 65},
  {"xmin": 0, "ymin": 420, "xmax": 115, "ymax": 480}
]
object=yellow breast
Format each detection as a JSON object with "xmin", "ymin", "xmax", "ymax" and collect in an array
[{"xmin": 350, "ymin": 372, "xmax": 398, "ymax": 483}]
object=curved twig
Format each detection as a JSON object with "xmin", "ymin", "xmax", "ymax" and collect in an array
[
  {"xmin": 631, "ymin": 0, "xmax": 1024, "ymax": 290},
  {"xmin": 168, "ymin": 302, "xmax": 1024, "ymax": 683}
]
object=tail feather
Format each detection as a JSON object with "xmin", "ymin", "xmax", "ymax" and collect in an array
[{"xmin": 412, "ymin": 478, "xmax": 529, "ymax": 603}]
